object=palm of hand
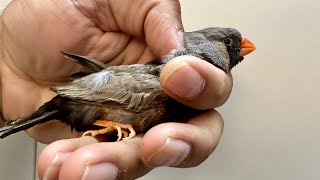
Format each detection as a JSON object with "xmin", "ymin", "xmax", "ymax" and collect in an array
[{"xmin": 0, "ymin": 0, "xmax": 181, "ymax": 143}]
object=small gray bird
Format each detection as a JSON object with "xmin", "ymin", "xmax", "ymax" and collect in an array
[{"xmin": 0, "ymin": 27, "xmax": 256, "ymax": 141}]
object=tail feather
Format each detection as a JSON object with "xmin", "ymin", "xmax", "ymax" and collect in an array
[
  {"xmin": 0, "ymin": 110, "xmax": 59, "ymax": 138},
  {"xmin": 0, "ymin": 95, "xmax": 64, "ymax": 139}
]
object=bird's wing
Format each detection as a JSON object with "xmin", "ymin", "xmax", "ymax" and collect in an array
[
  {"xmin": 62, "ymin": 52, "xmax": 163, "ymax": 79},
  {"xmin": 52, "ymin": 64, "xmax": 166, "ymax": 112},
  {"xmin": 61, "ymin": 52, "xmax": 107, "ymax": 73}
]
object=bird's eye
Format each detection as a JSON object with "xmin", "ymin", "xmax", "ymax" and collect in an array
[{"xmin": 223, "ymin": 38, "xmax": 232, "ymax": 45}]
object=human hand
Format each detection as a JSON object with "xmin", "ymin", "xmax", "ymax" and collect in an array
[{"xmin": 0, "ymin": 0, "xmax": 232, "ymax": 179}]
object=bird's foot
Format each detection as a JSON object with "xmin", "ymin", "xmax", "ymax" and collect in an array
[{"xmin": 82, "ymin": 120, "xmax": 136, "ymax": 141}]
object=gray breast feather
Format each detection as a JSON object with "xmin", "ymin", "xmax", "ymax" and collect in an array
[{"xmin": 53, "ymin": 64, "xmax": 165, "ymax": 111}]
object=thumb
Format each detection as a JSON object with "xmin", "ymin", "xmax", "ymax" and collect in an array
[{"xmin": 160, "ymin": 55, "xmax": 233, "ymax": 110}]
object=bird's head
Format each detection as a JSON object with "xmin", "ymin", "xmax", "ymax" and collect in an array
[{"xmin": 182, "ymin": 27, "xmax": 256, "ymax": 73}]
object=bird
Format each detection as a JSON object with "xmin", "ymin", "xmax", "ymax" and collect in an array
[{"xmin": 0, "ymin": 27, "xmax": 256, "ymax": 141}]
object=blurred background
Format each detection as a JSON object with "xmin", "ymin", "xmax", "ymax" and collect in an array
[{"xmin": 1, "ymin": 0, "xmax": 320, "ymax": 179}]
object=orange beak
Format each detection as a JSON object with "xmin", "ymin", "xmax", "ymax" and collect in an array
[{"xmin": 239, "ymin": 37, "xmax": 256, "ymax": 57}]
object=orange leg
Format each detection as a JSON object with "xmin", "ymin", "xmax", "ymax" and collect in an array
[{"xmin": 82, "ymin": 120, "xmax": 136, "ymax": 141}]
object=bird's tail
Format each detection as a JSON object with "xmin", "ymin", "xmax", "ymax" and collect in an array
[{"xmin": 0, "ymin": 96, "xmax": 62, "ymax": 138}]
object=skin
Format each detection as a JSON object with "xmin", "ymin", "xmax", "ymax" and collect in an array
[{"xmin": 0, "ymin": 0, "xmax": 232, "ymax": 179}]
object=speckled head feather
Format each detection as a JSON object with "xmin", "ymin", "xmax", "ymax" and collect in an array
[{"xmin": 163, "ymin": 27, "xmax": 243, "ymax": 73}]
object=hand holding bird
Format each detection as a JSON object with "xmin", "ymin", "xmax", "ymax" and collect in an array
[
  {"xmin": 0, "ymin": 28, "xmax": 255, "ymax": 141},
  {"xmin": 0, "ymin": 0, "xmax": 254, "ymax": 179}
]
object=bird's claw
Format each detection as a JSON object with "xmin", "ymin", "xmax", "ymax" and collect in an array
[
  {"xmin": 122, "ymin": 130, "xmax": 136, "ymax": 140},
  {"xmin": 82, "ymin": 120, "xmax": 136, "ymax": 141}
]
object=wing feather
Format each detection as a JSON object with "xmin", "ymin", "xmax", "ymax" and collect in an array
[{"xmin": 53, "ymin": 64, "xmax": 166, "ymax": 112}]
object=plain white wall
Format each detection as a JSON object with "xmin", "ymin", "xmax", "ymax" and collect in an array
[
  {"xmin": 1, "ymin": 0, "xmax": 320, "ymax": 180},
  {"xmin": 0, "ymin": 0, "xmax": 10, "ymax": 11},
  {"xmin": 0, "ymin": 133, "xmax": 36, "ymax": 180}
]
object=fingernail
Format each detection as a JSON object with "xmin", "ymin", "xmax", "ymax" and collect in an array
[
  {"xmin": 81, "ymin": 163, "xmax": 118, "ymax": 180},
  {"xmin": 43, "ymin": 153, "xmax": 71, "ymax": 180},
  {"xmin": 162, "ymin": 60, "xmax": 205, "ymax": 99},
  {"xmin": 147, "ymin": 138, "xmax": 191, "ymax": 167}
]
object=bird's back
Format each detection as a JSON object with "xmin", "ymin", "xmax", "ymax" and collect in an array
[{"xmin": 51, "ymin": 63, "xmax": 170, "ymax": 132}]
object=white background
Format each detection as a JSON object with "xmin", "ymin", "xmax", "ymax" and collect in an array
[{"xmin": 1, "ymin": 0, "xmax": 320, "ymax": 179}]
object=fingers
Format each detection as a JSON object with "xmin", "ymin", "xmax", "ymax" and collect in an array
[
  {"xmin": 143, "ymin": 0, "xmax": 184, "ymax": 56},
  {"xmin": 160, "ymin": 55, "xmax": 233, "ymax": 110},
  {"xmin": 88, "ymin": 0, "xmax": 183, "ymax": 56},
  {"xmin": 114, "ymin": 0, "xmax": 184, "ymax": 55},
  {"xmin": 37, "ymin": 110, "xmax": 224, "ymax": 179},
  {"xmin": 38, "ymin": 136, "xmax": 152, "ymax": 180},
  {"xmin": 38, "ymin": 137, "xmax": 99, "ymax": 180},
  {"xmin": 141, "ymin": 109, "xmax": 224, "ymax": 168}
]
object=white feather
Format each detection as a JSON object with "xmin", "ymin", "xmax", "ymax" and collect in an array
[{"xmin": 79, "ymin": 70, "xmax": 114, "ymax": 92}]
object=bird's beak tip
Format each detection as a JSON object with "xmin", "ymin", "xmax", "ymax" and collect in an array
[{"xmin": 239, "ymin": 37, "xmax": 256, "ymax": 57}]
